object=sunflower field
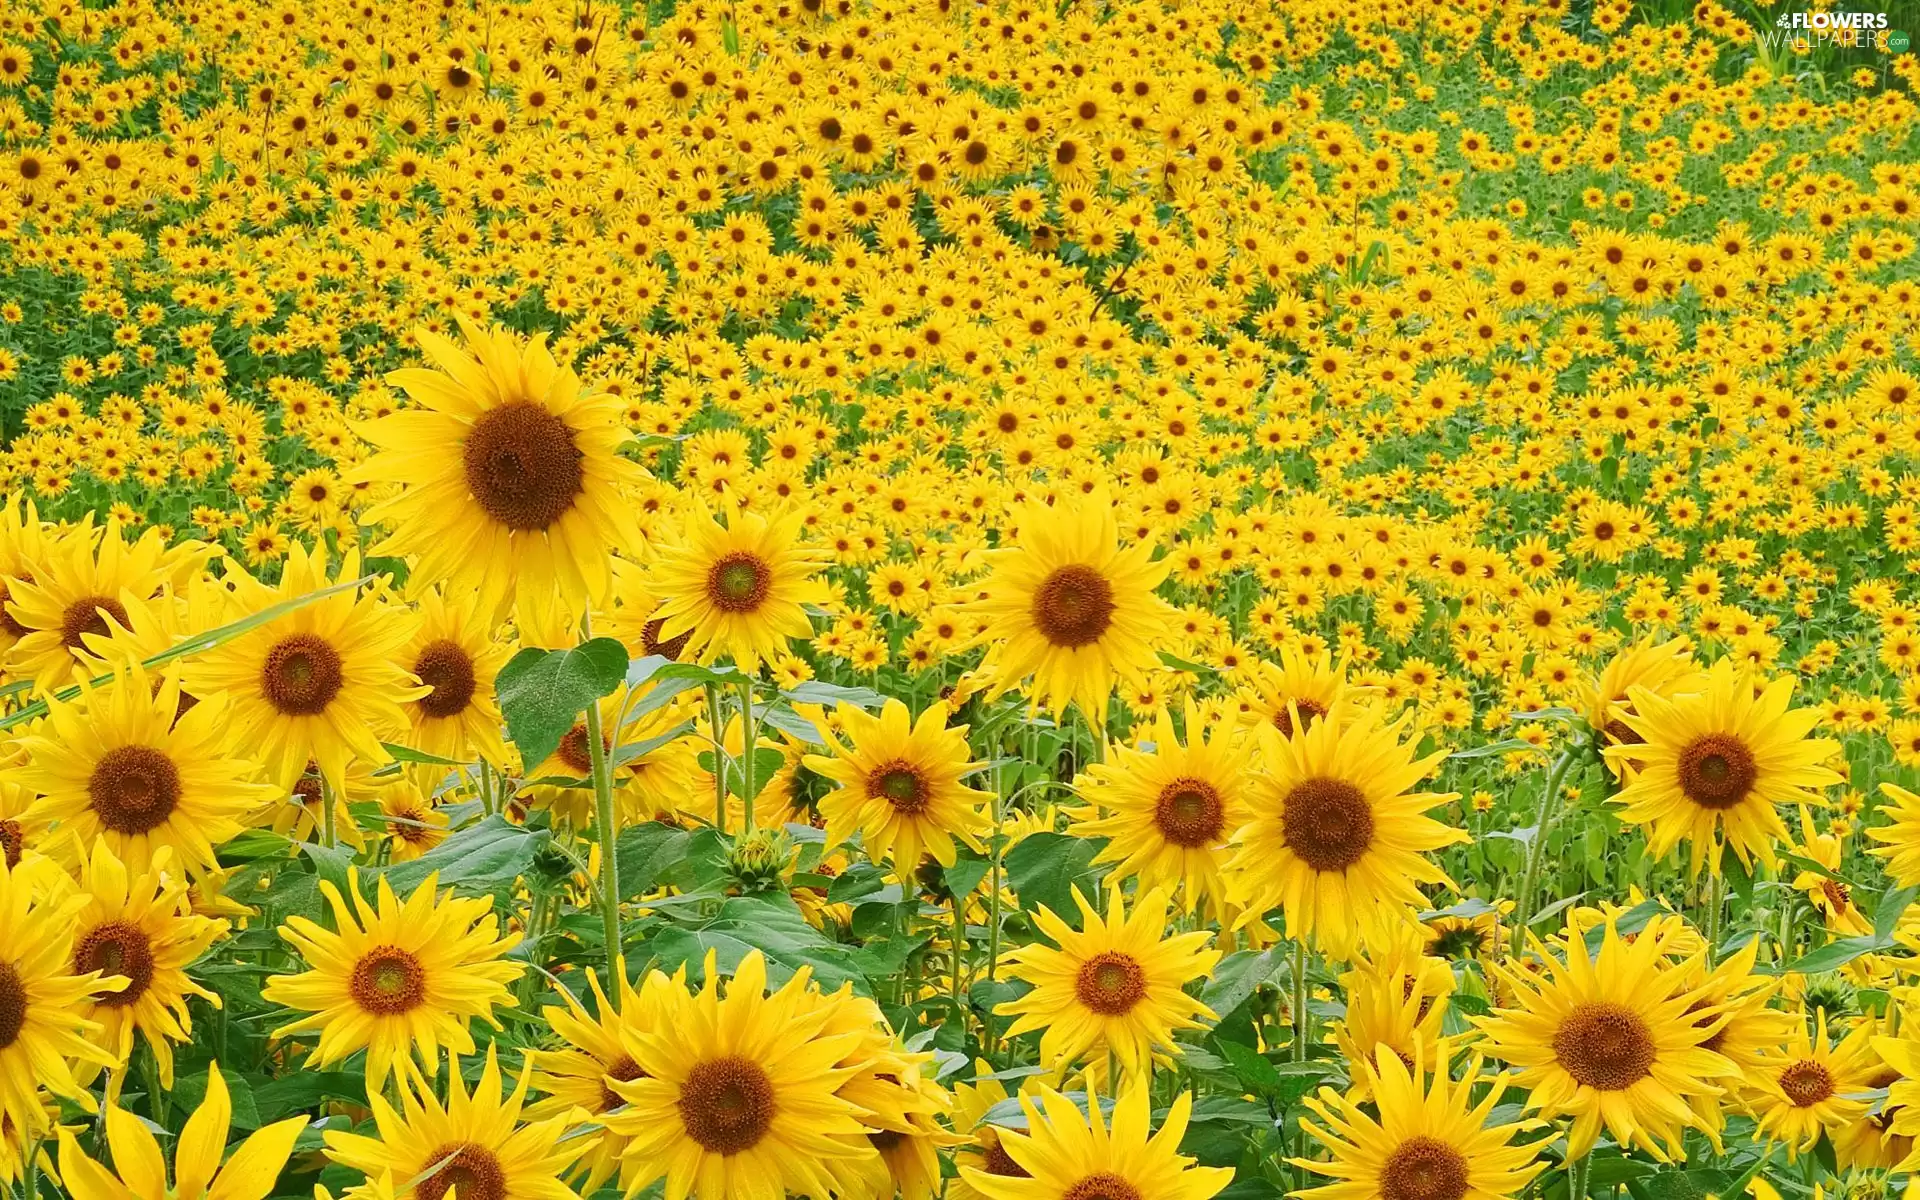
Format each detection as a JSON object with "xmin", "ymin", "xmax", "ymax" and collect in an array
[{"xmin": 3, "ymin": 0, "xmax": 1920, "ymax": 1199}]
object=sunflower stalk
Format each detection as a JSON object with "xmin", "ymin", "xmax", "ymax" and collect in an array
[
  {"xmin": 1509, "ymin": 742, "xmax": 1584, "ymax": 957},
  {"xmin": 1569, "ymin": 1149, "xmax": 1591, "ymax": 1200},
  {"xmin": 707, "ymin": 684, "xmax": 729, "ymax": 831},
  {"xmin": 737, "ymin": 675, "xmax": 757, "ymax": 834},
  {"xmin": 584, "ymin": 692, "xmax": 622, "ymax": 1007}
]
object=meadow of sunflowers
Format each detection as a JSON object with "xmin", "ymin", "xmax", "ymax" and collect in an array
[{"xmin": 0, "ymin": 0, "xmax": 1918, "ymax": 1198}]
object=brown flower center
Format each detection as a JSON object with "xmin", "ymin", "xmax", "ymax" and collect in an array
[
  {"xmin": 1676, "ymin": 733, "xmax": 1757, "ymax": 810},
  {"xmin": 1063, "ymin": 1173, "xmax": 1142, "ymax": 1200},
  {"xmin": 88, "ymin": 745, "xmax": 181, "ymax": 833},
  {"xmin": 1030, "ymin": 564, "xmax": 1115, "ymax": 648},
  {"xmin": 868, "ymin": 760, "xmax": 929, "ymax": 814},
  {"xmin": 1074, "ymin": 951, "xmax": 1146, "ymax": 1015},
  {"xmin": 1381, "ymin": 1137, "xmax": 1471, "ymax": 1200},
  {"xmin": 1273, "ymin": 697, "xmax": 1328, "ymax": 739},
  {"xmin": 557, "ymin": 723, "xmax": 607, "ymax": 775},
  {"xmin": 74, "ymin": 921, "xmax": 156, "ymax": 1007},
  {"xmin": 1281, "ymin": 777, "xmax": 1374, "ymax": 871},
  {"xmin": 462, "ymin": 402, "xmax": 584, "ymax": 532},
  {"xmin": 1554, "ymin": 1002, "xmax": 1656, "ymax": 1091},
  {"xmin": 0, "ymin": 963, "xmax": 25, "ymax": 1049},
  {"xmin": 0, "ymin": 820, "xmax": 19, "ymax": 868},
  {"xmin": 1822, "ymin": 878, "xmax": 1851, "ymax": 913},
  {"xmin": 417, "ymin": 1144, "xmax": 507, "ymax": 1200},
  {"xmin": 600, "ymin": 1055, "xmax": 646, "ymax": 1112},
  {"xmin": 413, "ymin": 639, "xmax": 478, "ymax": 719},
  {"xmin": 0, "ymin": 577, "xmax": 28, "ymax": 638},
  {"xmin": 981, "ymin": 1131, "xmax": 1030, "ymax": 1177},
  {"xmin": 262, "ymin": 632, "xmax": 345, "ymax": 716},
  {"xmin": 678, "ymin": 1056, "xmax": 776, "ymax": 1155},
  {"xmin": 348, "ymin": 946, "xmax": 427, "ymax": 1015},
  {"xmin": 641, "ymin": 616, "xmax": 693, "ymax": 660},
  {"xmin": 706, "ymin": 552, "xmax": 772, "ymax": 614},
  {"xmin": 60, "ymin": 595, "xmax": 130, "ymax": 647},
  {"xmin": 1780, "ymin": 1060, "xmax": 1835, "ymax": 1107},
  {"xmin": 1153, "ymin": 778, "xmax": 1225, "ymax": 847}
]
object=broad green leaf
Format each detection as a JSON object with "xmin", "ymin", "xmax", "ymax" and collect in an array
[
  {"xmin": 495, "ymin": 638, "xmax": 629, "ymax": 767},
  {"xmin": 382, "ymin": 815, "xmax": 548, "ymax": 897},
  {"xmin": 644, "ymin": 894, "xmax": 866, "ymax": 993},
  {"xmin": 1200, "ymin": 948, "xmax": 1281, "ymax": 1017},
  {"xmin": 1004, "ymin": 832, "xmax": 1109, "ymax": 929},
  {"xmin": 780, "ymin": 680, "xmax": 886, "ymax": 709}
]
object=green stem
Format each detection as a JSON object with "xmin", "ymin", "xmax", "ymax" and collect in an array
[
  {"xmin": 1510, "ymin": 744, "xmax": 1582, "ymax": 956},
  {"xmin": 738, "ymin": 676, "xmax": 757, "ymax": 834},
  {"xmin": 707, "ymin": 685, "xmax": 729, "ymax": 831},
  {"xmin": 951, "ymin": 896, "xmax": 965, "ymax": 1008},
  {"xmin": 1569, "ymin": 1150, "xmax": 1592, "ymax": 1200},
  {"xmin": 1290, "ymin": 939, "xmax": 1310, "ymax": 1062},
  {"xmin": 584, "ymin": 695, "xmax": 622, "ymax": 1008},
  {"xmin": 320, "ymin": 774, "xmax": 337, "ymax": 849},
  {"xmin": 1702, "ymin": 870, "xmax": 1725, "ymax": 963}
]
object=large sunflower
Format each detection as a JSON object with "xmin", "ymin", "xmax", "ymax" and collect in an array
[
  {"xmin": 1224, "ymin": 704, "xmax": 1464, "ymax": 958},
  {"xmin": 996, "ymin": 886, "xmax": 1218, "ymax": 1077},
  {"xmin": 65, "ymin": 842, "xmax": 225, "ymax": 1089},
  {"xmin": 262, "ymin": 869, "xmax": 523, "ymax": 1087},
  {"xmin": 1476, "ymin": 918, "xmax": 1736, "ymax": 1160},
  {"xmin": 1069, "ymin": 701, "xmax": 1249, "ymax": 912},
  {"xmin": 958, "ymin": 1086, "xmax": 1231, "ymax": 1200},
  {"xmin": 354, "ymin": 317, "xmax": 646, "ymax": 625},
  {"xmin": 16, "ymin": 664, "xmax": 274, "ymax": 877},
  {"xmin": 0, "ymin": 861, "xmax": 122, "ymax": 1140},
  {"xmin": 1294, "ymin": 1045, "xmax": 1547, "ymax": 1200},
  {"xmin": 967, "ymin": 494, "xmax": 1172, "ymax": 723},
  {"xmin": 806, "ymin": 698, "xmax": 991, "ymax": 871},
  {"xmin": 648, "ymin": 505, "xmax": 828, "ymax": 675},
  {"xmin": 1604, "ymin": 660, "xmax": 1842, "ymax": 877},
  {"xmin": 325, "ymin": 1047, "xmax": 580, "ymax": 1200},
  {"xmin": 184, "ymin": 543, "xmax": 425, "ymax": 794},
  {"xmin": 602, "ymin": 950, "xmax": 871, "ymax": 1200}
]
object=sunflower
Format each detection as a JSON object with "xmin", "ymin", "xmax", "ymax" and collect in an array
[
  {"xmin": 1868, "ymin": 782, "xmax": 1920, "ymax": 886},
  {"xmin": 1330, "ymin": 930, "xmax": 1453, "ymax": 1093},
  {"xmin": 1068, "ymin": 701, "xmax": 1248, "ymax": 912},
  {"xmin": 56, "ymin": 1063, "xmax": 307, "ymax": 1200},
  {"xmin": 948, "ymin": 1062, "xmax": 1028, "ymax": 1200},
  {"xmin": 0, "ymin": 495, "xmax": 48, "ymax": 665},
  {"xmin": 1603, "ymin": 660, "xmax": 1842, "ymax": 877},
  {"xmin": 1746, "ymin": 1011, "xmax": 1877, "ymax": 1157},
  {"xmin": 396, "ymin": 588, "xmax": 512, "ymax": 768},
  {"xmin": 0, "ymin": 860, "xmax": 122, "ymax": 1139},
  {"xmin": 354, "ymin": 317, "xmax": 646, "ymax": 626},
  {"xmin": 1667, "ymin": 938, "xmax": 1794, "ymax": 1151},
  {"xmin": 66, "ymin": 842, "xmax": 225, "ymax": 1089},
  {"xmin": 528, "ymin": 966, "xmax": 681, "ymax": 1194},
  {"xmin": 599, "ymin": 554, "xmax": 694, "ymax": 662},
  {"xmin": 996, "ymin": 886, "xmax": 1218, "ymax": 1077},
  {"xmin": 3, "ymin": 516, "xmax": 210, "ymax": 690},
  {"xmin": 376, "ymin": 773, "xmax": 451, "ymax": 863},
  {"xmin": 602, "ymin": 950, "xmax": 871, "ymax": 1200},
  {"xmin": 1236, "ymin": 646, "xmax": 1361, "ymax": 739},
  {"xmin": 1582, "ymin": 635, "xmax": 1701, "ymax": 779},
  {"xmin": 16, "ymin": 664, "xmax": 274, "ymax": 877},
  {"xmin": 262, "ymin": 869, "xmax": 523, "ymax": 1086},
  {"xmin": 1224, "ymin": 703, "xmax": 1464, "ymax": 958},
  {"xmin": 958, "ymin": 1086, "xmax": 1231, "ymax": 1200},
  {"xmin": 324, "ymin": 1047, "xmax": 582, "ymax": 1200},
  {"xmin": 647, "ymin": 505, "xmax": 828, "ymax": 674},
  {"xmin": 1295, "ymin": 1045, "xmax": 1547, "ymax": 1200},
  {"xmin": 184, "ymin": 543, "xmax": 425, "ymax": 794},
  {"xmin": 1476, "ymin": 918, "xmax": 1737, "ymax": 1160},
  {"xmin": 1787, "ymin": 806, "xmax": 1869, "ymax": 935},
  {"xmin": 805, "ymin": 697, "xmax": 991, "ymax": 871},
  {"xmin": 966, "ymin": 494, "xmax": 1172, "ymax": 723}
]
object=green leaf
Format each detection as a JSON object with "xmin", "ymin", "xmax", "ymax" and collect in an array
[
  {"xmin": 1200, "ymin": 948, "xmax": 1281, "ymax": 1017},
  {"xmin": 644, "ymin": 894, "xmax": 867, "ymax": 993},
  {"xmin": 495, "ymin": 638, "xmax": 629, "ymax": 767},
  {"xmin": 780, "ymin": 680, "xmax": 886, "ymax": 709},
  {"xmin": 1004, "ymin": 832, "xmax": 1109, "ymax": 929},
  {"xmin": 1626, "ymin": 1168, "xmax": 1732, "ymax": 1200},
  {"xmin": 1216, "ymin": 1040, "xmax": 1282, "ymax": 1093},
  {"xmin": 942, "ymin": 853, "xmax": 991, "ymax": 901},
  {"xmin": 171, "ymin": 1069, "xmax": 262, "ymax": 1132},
  {"xmin": 1450, "ymin": 737, "xmax": 1544, "ymax": 760},
  {"xmin": 1875, "ymin": 883, "xmax": 1917, "ymax": 940},
  {"xmin": 1586, "ymin": 1157, "xmax": 1657, "ymax": 1187},
  {"xmin": 381, "ymin": 815, "xmax": 548, "ymax": 897},
  {"xmin": 1784, "ymin": 934, "xmax": 1887, "ymax": 975}
]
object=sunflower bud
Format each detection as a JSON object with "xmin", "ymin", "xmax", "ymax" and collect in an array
[{"xmin": 725, "ymin": 828, "xmax": 793, "ymax": 894}]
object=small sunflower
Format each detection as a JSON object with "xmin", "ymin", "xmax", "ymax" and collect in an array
[
  {"xmin": 324, "ymin": 1046, "xmax": 582, "ymax": 1200},
  {"xmin": 967, "ymin": 494, "xmax": 1172, "ymax": 723},
  {"xmin": 1747, "ymin": 1011, "xmax": 1877, "ymax": 1157},
  {"xmin": 396, "ymin": 589, "xmax": 512, "ymax": 768},
  {"xmin": 806, "ymin": 698, "xmax": 991, "ymax": 871},
  {"xmin": 1582, "ymin": 635, "xmax": 1701, "ymax": 779},
  {"xmin": 262, "ymin": 869, "xmax": 523, "ymax": 1087},
  {"xmin": 997, "ymin": 886, "xmax": 1218, "ymax": 1077},
  {"xmin": 958, "ymin": 1086, "xmax": 1231, "ymax": 1200},
  {"xmin": 1224, "ymin": 703, "xmax": 1464, "ymax": 958},
  {"xmin": 355, "ymin": 317, "xmax": 646, "ymax": 626},
  {"xmin": 648, "ymin": 505, "xmax": 828, "ymax": 675},
  {"xmin": 1604, "ymin": 660, "xmax": 1842, "ymax": 877},
  {"xmin": 1236, "ymin": 646, "xmax": 1361, "ymax": 739}
]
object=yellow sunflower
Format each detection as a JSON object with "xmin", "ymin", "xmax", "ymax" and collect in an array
[
  {"xmin": 262, "ymin": 869, "xmax": 523, "ymax": 1087},
  {"xmin": 1747, "ymin": 1011, "xmax": 1877, "ymax": 1157},
  {"xmin": 602, "ymin": 950, "xmax": 871, "ymax": 1200},
  {"xmin": 996, "ymin": 886, "xmax": 1218, "ymax": 1077},
  {"xmin": 1068, "ymin": 700, "xmax": 1249, "ymax": 912},
  {"xmin": 56, "ymin": 1063, "xmax": 306, "ymax": 1200},
  {"xmin": 1604, "ymin": 660, "xmax": 1842, "ymax": 877},
  {"xmin": 958, "ymin": 1086, "xmax": 1231, "ymax": 1200},
  {"xmin": 948, "ymin": 1061, "xmax": 1030, "ymax": 1200},
  {"xmin": 1236, "ymin": 646, "xmax": 1362, "ymax": 739},
  {"xmin": 184, "ymin": 543, "xmax": 425, "ymax": 794},
  {"xmin": 1582, "ymin": 635, "xmax": 1701, "ymax": 780},
  {"xmin": 396, "ymin": 588, "xmax": 512, "ymax": 768},
  {"xmin": 66, "ymin": 842, "xmax": 225, "ymax": 1089},
  {"xmin": 324, "ymin": 1046, "xmax": 581, "ymax": 1200},
  {"xmin": 1329, "ymin": 928, "xmax": 1454, "ymax": 1094},
  {"xmin": 0, "ymin": 494, "xmax": 48, "ymax": 665},
  {"xmin": 0, "ymin": 860, "xmax": 122, "ymax": 1139},
  {"xmin": 1868, "ymin": 782, "xmax": 1920, "ymax": 886},
  {"xmin": 1476, "ymin": 918, "xmax": 1737, "ymax": 1160},
  {"xmin": 16, "ymin": 664, "xmax": 274, "ymax": 877},
  {"xmin": 648, "ymin": 505, "xmax": 828, "ymax": 675},
  {"xmin": 967, "ymin": 493, "xmax": 1172, "ymax": 723},
  {"xmin": 1224, "ymin": 703, "xmax": 1464, "ymax": 958},
  {"xmin": 1295, "ymin": 1044, "xmax": 1547, "ymax": 1200},
  {"xmin": 376, "ymin": 772, "xmax": 451, "ymax": 863},
  {"xmin": 806, "ymin": 697, "xmax": 991, "ymax": 871},
  {"xmin": 355, "ymin": 316, "xmax": 646, "ymax": 626}
]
